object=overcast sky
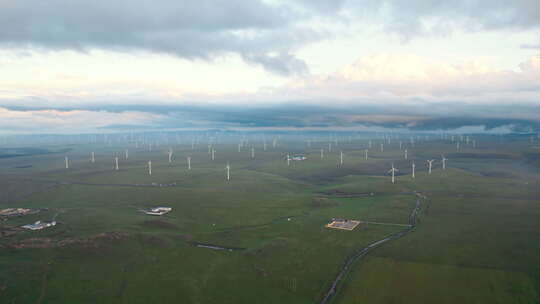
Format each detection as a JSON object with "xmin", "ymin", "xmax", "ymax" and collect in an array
[{"xmin": 1, "ymin": 0, "xmax": 540, "ymax": 133}]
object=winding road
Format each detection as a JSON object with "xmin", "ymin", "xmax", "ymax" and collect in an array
[{"xmin": 319, "ymin": 193, "xmax": 423, "ymax": 304}]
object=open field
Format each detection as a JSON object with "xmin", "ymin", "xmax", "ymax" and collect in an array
[{"xmin": 0, "ymin": 133, "xmax": 539, "ymax": 303}]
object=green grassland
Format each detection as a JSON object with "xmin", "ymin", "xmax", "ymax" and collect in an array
[{"xmin": 0, "ymin": 135, "xmax": 539, "ymax": 303}]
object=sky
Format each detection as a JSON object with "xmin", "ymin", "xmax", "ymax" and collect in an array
[{"xmin": 1, "ymin": 0, "xmax": 540, "ymax": 133}]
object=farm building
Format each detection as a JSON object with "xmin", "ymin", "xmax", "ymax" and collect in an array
[
  {"xmin": 143, "ymin": 207, "xmax": 172, "ymax": 216},
  {"xmin": 21, "ymin": 220, "xmax": 57, "ymax": 230},
  {"xmin": 325, "ymin": 218, "xmax": 361, "ymax": 231}
]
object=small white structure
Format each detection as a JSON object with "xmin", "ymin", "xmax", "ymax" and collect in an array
[
  {"xmin": 291, "ymin": 155, "xmax": 307, "ymax": 161},
  {"xmin": 22, "ymin": 220, "xmax": 56, "ymax": 230},
  {"xmin": 143, "ymin": 207, "xmax": 172, "ymax": 216}
]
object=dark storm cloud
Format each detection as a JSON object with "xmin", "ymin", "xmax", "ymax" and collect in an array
[
  {"xmin": 4, "ymin": 103, "xmax": 540, "ymax": 132},
  {"xmin": 2, "ymin": 0, "xmax": 539, "ymax": 76},
  {"xmin": 0, "ymin": 0, "xmax": 319, "ymax": 75}
]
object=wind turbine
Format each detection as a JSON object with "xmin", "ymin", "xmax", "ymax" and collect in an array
[
  {"xmin": 65, "ymin": 156, "xmax": 69, "ymax": 169},
  {"xmin": 91, "ymin": 152, "xmax": 95, "ymax": 163},
  {"xmin": 251, "ymin": 147, "xmax": 255, "ymax": 159},
  {"xmin": 125, "ymin": 149, "xmax": 129, "ymax": 160},
  {"xmin": 148, "ymin": 160, "xmax": 152, "ymax": 175},
  {"xmin": 226, "ymin": 162, "xmax": 230, "ymax": 181},
  {"xmin": 412, "ymin": 162, "xmax": 416, "ymax": 179},
  {"xmin": 364, "ymin": 149, "xmax": 368, "ymax": 160},
  {"xmin": 380, "ymin": 143, "xmax": 384, "ymax": 153},
  {"xmin": 115, "ymin": 156, "xmax": 119, "ymax": 170},
  {"xmin": 211, "ymin": 148, "xmax": 215, "ymax": 161},
  {"xmin": 427, "ymin": 159, "xmax": 435, "ymax": 175},
  {"xmin": 441, "ymin": 155, "xmax": 448, "ymax": 170},
  {"xmin": 320, "ymin": 148, "xmax": 324, "ymax": 159},
  {"xmin": 388, "ymin": 163, "xmax": 399, "ymax": 184},
  {"xmin": 339, "ymin": 151, "xmax": 344, "ymax": 166},
  {"xmin": 404, "ymin": 149, "xmax": 408, "ymax": 160},
  {"xmin": 168, "ymin": 148, "xmax": 173, "ymax": 163},
  {"xmin": 287, "ymin": 154, "xmax": 291, "ymax": 167}
]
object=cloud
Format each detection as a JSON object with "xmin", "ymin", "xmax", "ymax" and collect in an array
[
  {"xmin": 0, "ymin": 107, "xmax": 162, "ymax": 133},
  {"xmin": 2, "ymin": 0, "xmax": 539, "ymax": 75},
  {"xmin": 0, "ymin": 0, "xmax": 323, "ymax": 75}
]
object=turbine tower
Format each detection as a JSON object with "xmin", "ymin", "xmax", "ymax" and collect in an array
[
  {"xmin": 427, "ymin": 159, "xmax": 435, "ymax": 175},
  {"xmin": 91, "ymin": 152, "xmax": 95, "ymax": 163},
  {"xmin": 365, "ymin": 149, "xmax": 368, "ymax": 160},
  {"xmin": 388, "ymin": 163, "xmax": 399, "ymax": 184},
  {"xmin": 125, "ymin": 149, "xmax": 129, "ymax": 160},
  {"xmin": 340, "ymin": 151, "xmax": 344, "ymax": 166},
  {"xmin": 211, "ymin": 149, "xmax": 215, "ymax": 161},
  {"xmin": 404, "ymin": 149, "xmax": 408, "ymax": 160},
  {"xmin": 187, "ymin": 156, "xmax": 191, "ymax": 170},
  {"xmin": 168, "ymin": 148, "xmax": 173, "ymax": 163},
  {"xmin": 380, "ymin": 143, "xmax": 384, "ymax": 153},
  {"xmin": 287, "ymin": 154, "xmax": 291, "ymax": 167},
  {"xmin": 412, "ymin": 162, "xmax": 416, "ymax": 179},
  {"xmin": 441, "ymin": 155, "xmax": 448, "ymax": 170},
  {"xmin": 115, "ymin": 156, "xmax": 119, "ymax": 171},
  {"xmin": 148, "ymin": 160, "xmax": 152, "ymax": 175},
  {"xmin": 320, "ymin": 148, "xmax": 324, "ymax": 159},
  {"xmin": 226, "ymin": 162, "xmax": 230, "ymax": 181},
  {"xmin": 251, "ymin": 147, "xmax": 255, "ymax": 159},
  {"xmin": 65, "ymin": 156, "xmax": 69, "ymax": 169}
]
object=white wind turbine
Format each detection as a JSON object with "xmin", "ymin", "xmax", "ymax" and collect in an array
[
  {"xmin": 404, "ymin": 149, "xmax": 408, "ymax": 160},
  {"xmin": 65, "ymin": 156, "xmax": 69, "ymax": 169},
  {"xmin": 91, "ymin": 152, "xmax": 95, "ymax": 163},
  {"xmin": 251, "ymin": 147, "xmax": 255, "ymax": 159},
  {"xmin": 148, "ymin": 160, "xmax": 152, "ymax": 175},
  {"xmin": 125, "ymin": 149, "xmax": 129, "ymax": 160},
  {"xmin": 411, "ymin": 162, "xmax": 416, "ymax": 179},
  {"xmin": 115, "ymin": 156, "xmax": 119, "ymax": 171},
  {"xmin": 211, "ymin": 148, "xmax": 215, "ymax": 161},
  {"xmin": 339, "ymin": 151, "xmax": 344, "ymax": 166},
  {"xmin": 226, "ymin": 162, "xmax": 230, "ymax": 181},
  {"xmin": 380, "ymin": 143, "xmax": 384, "ymax": 153},
  {"xmin": 388, "ymin": 163, "xmax": 399, "ymax": 184},
  {"xmin": 168, "ymin": 148, "xmax": 173, "ymax": 163},
  {"xmin": 399, "ymin": 141, "xmax": 402, "ymax": 150},
  {"xmin": 287, "ymin": 153, "xmax": 291, "ymax": 167},
  {"xmin": 441, "ymin": 155, "xmax": 448, "ymax": 170},
  {"xmin": 427, "ymin": 159, "xmax": 435, "ymax": 175},
  {"xmin": 187, "ymin": 156, "xmax": 191, "ymax": 170},
  {"xmin": 320, "ymin": 148, "xmax": 324, "ymax": 159},
  {"xmin": 364, "ymin": 149, "xmax": 368, "ymax": 160}
]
